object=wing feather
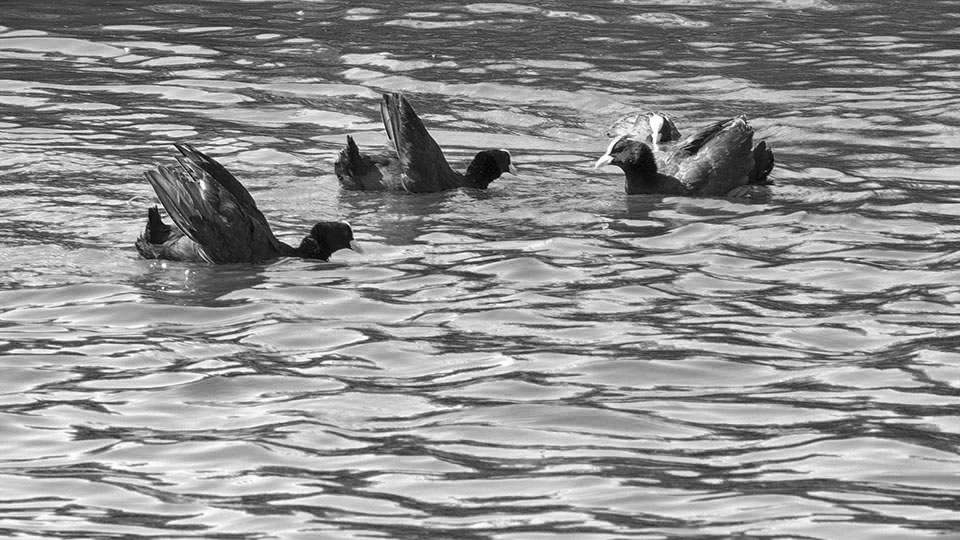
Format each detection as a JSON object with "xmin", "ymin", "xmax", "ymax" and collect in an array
[
  {"xmin": 143, "ymin": 146, "xmax": 284, "ymax": 263},
  {"xmin": 380, "ymin": 93, "xmax": 460, "ymax": 192}
]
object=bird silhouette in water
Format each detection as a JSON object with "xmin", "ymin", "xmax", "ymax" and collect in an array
[
  {"xmin": 595, "ymin": 115, "xmax": 774, "ymax": 198},
  {"xmin": 136, "ymin": 143, "xmax": 362, "ymax": 263},
  {"xmin": 336, "ymin": 92, "xmax": 517, "ymax": 193}
]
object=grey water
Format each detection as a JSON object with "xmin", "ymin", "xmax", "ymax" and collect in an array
[{"xmin": 1, "ymin": 1, "xmax": 960, "ymax": 538}]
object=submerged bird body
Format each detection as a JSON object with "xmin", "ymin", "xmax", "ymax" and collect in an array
[
  {"xmin": 605, "ymin": 111, "xmax": 682, "ymax": 148},
  {"xmin": 595, "ymin": 116, "xmax": 774, "ymax": 197},
  {"xmin": 335, "ymin": 92, "xmax": 516, "ymax": 193},
  {"xmin": 137, "ymin": 143, "xmax": 360, "ymax": 263}
]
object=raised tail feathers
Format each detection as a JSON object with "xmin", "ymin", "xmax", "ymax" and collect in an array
[
  {"xmin": 143, "ymin": 206, "xmax": 171, "ymax": 244},
  {"xmin": 335, "ymin": 135, "xmax": 366, "ymax": 189},
  {"xmin": 135, "ymin": 206, "xmax": 174, "ymax": 259},
  {"xmin": 750, "ymin": 140, "xmax": 775, "ymax": 185}
]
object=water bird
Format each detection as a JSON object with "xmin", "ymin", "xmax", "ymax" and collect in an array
[
  {"xmin": 336, "ymin": 92, "xmax": 517, "ymax": 192},
  {"xmin": 136, "ymin": 143, "xmax": 362, "ymax": 263},
  {"xmin": 605, "ymin": 111, "xmax": 682, "ymax": 150},
  {"xmin": 595, "ymin": 115, "xmax": 774, "ymax": 197}
]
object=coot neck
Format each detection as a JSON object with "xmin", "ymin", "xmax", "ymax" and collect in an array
[{"xmin": 620, "ymin": 152, "xmax": 660, "ymax": 195}]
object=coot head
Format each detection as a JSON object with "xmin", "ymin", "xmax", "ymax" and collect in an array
[
  {"xmin": 647, "ymin": 114, "xmax": 668, "ymax": 146},
  {"xmin": 464, "ymin": 149, "xmax": 518, "ymax": 189},
  {"xmin": 298, "ymin": 221, "xmax": 363, "ymax": 261},
  {"xmin": 606, "ymin": 111, "xmax": 681, "ymax": 148},
  {"xmin": 595, "ymin": 135, "xmax": 657, "ymax": 177}
]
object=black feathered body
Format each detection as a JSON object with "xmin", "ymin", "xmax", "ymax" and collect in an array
[
  {"xmin": 335, "ymin": 93, "xmax": 514, "ymax": 193},
  {"xmin": 142, "ymin": 144, "xmax": 288, "ymax": 263},
  {"xmin": 600, "ymin": 116, "xmax": 774, "ymax": 198},
  {"xmin": 138, "ymin": 143, "xmax": 358, "ymax": 263}
]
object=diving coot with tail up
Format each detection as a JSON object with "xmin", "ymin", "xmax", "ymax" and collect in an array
[
  {"xmin": 336, "ymin": 93, "xmax": 517, "ymax": 193},
  {"xmin": 595, "ymin": 115, "xmax": 774, "ymax": 198},
  {"xmin": 136, "ymin": 143, "xmax": 362, "ymax": 263}
]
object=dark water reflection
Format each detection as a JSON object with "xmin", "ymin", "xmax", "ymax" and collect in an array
[{"xmin": 2, "ymin": 1, "xmax": 960, "ymax": 539}]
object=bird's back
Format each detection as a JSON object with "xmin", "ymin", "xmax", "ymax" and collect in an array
[{"xmin": 665, "ymin": 116, "xmax": 756, "ymax": 197}]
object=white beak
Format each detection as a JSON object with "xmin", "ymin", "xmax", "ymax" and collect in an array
[
  {"xmin": 649, "ymin": 114, "xmax": 664, "ymax": 146},
  {"xmin": 349, "ymin": 240, "xmax": 364, "ymax": 254},
  {"xmin": 650, "ymin": 116, "xmax": 665, "ymax": 152},
  {"xmin": 594, "ymin": 153, "xmax": 614, "ymax": 169}
]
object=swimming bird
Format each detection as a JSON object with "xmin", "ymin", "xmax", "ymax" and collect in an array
[
  {"xmin": 335, "ymin": 92, "xmax": 517, "ymax": 193},
  {"xmin": 594, "ymin": 115, "xmax": 774, "ymax": 197},
  {"xmin": 136, "ymin": 143, "xmax": 362, "ymax": 263},
  {"xmin": 605, "ymin": 111, "xmax": 682, "ymax": 150}
]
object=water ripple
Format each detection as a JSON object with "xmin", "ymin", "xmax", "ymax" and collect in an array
[{"xmin": 1, "ymin": 1, "xmax": 960, "ymax": 539}]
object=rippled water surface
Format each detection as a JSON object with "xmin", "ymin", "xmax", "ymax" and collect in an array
[{"xmin": 2, "ymin": 1, "xmax": 960, "ymax": 538}]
